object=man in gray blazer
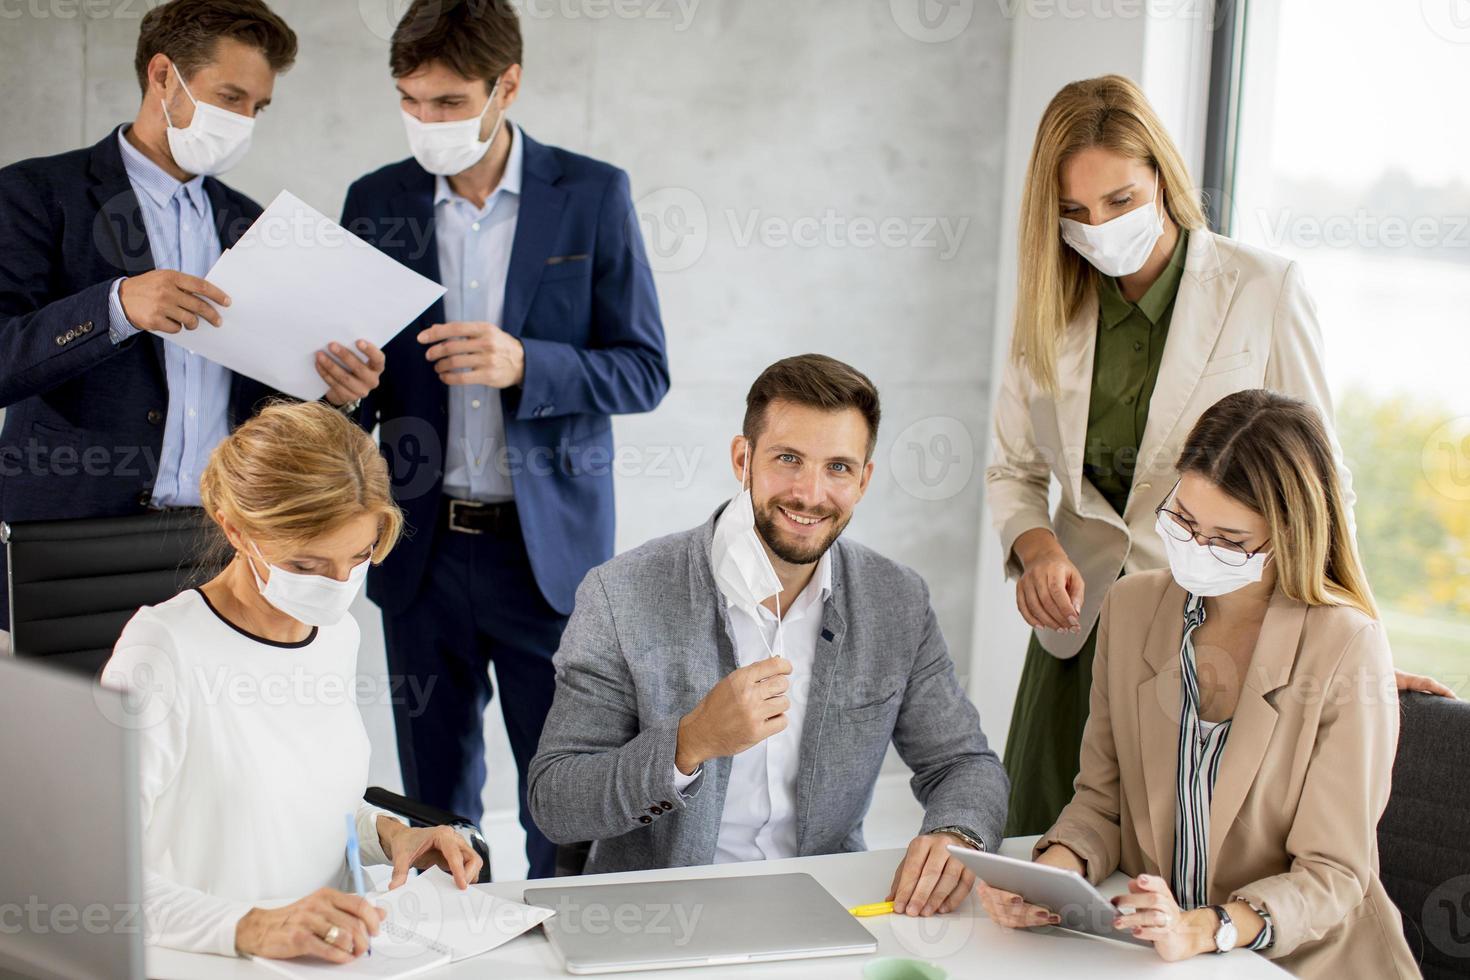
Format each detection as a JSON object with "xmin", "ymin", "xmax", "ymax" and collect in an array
[{"xmin": 529, "ymin": 354, "xmax": 1008, "ymax": 917}]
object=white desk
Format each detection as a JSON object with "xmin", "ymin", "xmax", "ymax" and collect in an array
[{"xmin": 148, "ymin": 840, "xmax": 1288, "ymax": 979}]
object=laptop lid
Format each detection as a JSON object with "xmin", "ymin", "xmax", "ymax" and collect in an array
[{"xmin": 523, "ymin": 872, "xmax": 878, "ymax": 975}]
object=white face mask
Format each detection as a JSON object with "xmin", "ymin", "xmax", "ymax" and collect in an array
[
  {"xmin": 709, "ymin": 445, "xmax": 785, "ymax": 656},
  {"xmin": 1059, "ymin": 169, "xmax": 1165, "ymax": 277},
  {"xmin": 246, "ymin": 543, "xmax": 369, "ymax": 628},
  {"xmin": 162, "ymin": 62, "xmax": 256, "ymax": 176},
  {"xmin": 401, "ymin": 80, "xmax": 505, "ymax": 176},
  {"xmin": 1155, "ymin": 511, "xmax": 1271, "ymax": 598}
]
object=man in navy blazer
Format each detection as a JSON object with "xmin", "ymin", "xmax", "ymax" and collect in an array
[
  {"xmin": 342, "ymin": 0, "xmax": 668, "ymax": 878},
  {"xmin": 0, "ymin": 1, "xmax": 384, "ymax": 644}
]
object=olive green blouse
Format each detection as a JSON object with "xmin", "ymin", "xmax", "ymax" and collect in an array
[{"xmin": 1082, "ymin": 230, "xmax": 1190, "ymax": 515}]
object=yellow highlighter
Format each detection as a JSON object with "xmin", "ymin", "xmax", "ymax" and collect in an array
[{"xmin": 848, "ymin": 901, "xmax": 895, "ymax": 918}]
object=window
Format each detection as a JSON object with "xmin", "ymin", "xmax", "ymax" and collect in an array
[{"xmin": 1215, "ymin": 0, "xmax": 1470, "ymax": 692}]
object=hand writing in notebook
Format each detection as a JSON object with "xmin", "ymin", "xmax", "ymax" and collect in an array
[
  {"xmin": 234, "ymin": 888, "xmax": 386, "ymax": 963},
  {"xmin": 376, "ymin": 818, "xmax": 484, "ymax": 890}
]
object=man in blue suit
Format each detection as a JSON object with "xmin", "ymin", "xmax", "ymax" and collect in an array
[
  {"xmin": 0, "ymin": 0, "xmax": 384, "ymax": 649},
  {"xmin": 341, "ymin": 0, "xmax": 669, "ymax": 878}
]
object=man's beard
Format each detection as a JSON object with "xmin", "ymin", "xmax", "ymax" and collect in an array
[{"xmin": 752, "ymin": 498, "xmax": 850, "ymax": 566}]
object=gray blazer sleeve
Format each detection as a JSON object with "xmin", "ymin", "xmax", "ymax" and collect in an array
[
  {"xmin": 893, "ymin": 581, "xmax": 1010, "ymax": 853},
  {"xmin": 527, "ymin": 568, "xmax": 701, "ymax": 844}
]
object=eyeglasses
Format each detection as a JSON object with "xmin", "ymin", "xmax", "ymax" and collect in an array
[{"xmin": 1155, "ymin": 504, "xmax": 1270, "ymax": 567}]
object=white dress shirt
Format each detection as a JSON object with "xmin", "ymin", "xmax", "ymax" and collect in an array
[
  {"xmin": 674, "ymin": 551, "xmax": 833, "ymax": 863},
  {"xmin": 438, "ymin": 122, "xmax": 523, "ymax": 502},
  {"xmin": 101, "ymin": 590, "xmax": 402, "ymax": 956}
]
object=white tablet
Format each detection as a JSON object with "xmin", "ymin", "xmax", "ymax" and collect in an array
[{"xmin": 947, "ymin": 845, "xmax": 1151, "ymax": 948}]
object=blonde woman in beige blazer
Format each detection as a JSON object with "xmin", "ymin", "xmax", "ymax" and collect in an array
[
  {"xmin": 978, "ymin": 390, "xmax": 1418, "ymax": 977},
  {"xmin": 989, "ymin": 75, "xmax": 1450, "ymax": 836}
]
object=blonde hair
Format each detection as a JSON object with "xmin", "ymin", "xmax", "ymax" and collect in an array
[
  {"xmin": 1012, "ymin": 74, "xmax": 1209, "ymax": 393},
  {"xmin": 199, "ymin": 400, "xmax": 403, "ymax": 564},
  {"xmin": 1176, "ymin": 390, "xmax": 1376, "ymax": 618}
]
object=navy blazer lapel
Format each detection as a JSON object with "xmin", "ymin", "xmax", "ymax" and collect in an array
[
  {"xmin": 203, "ymin": 178, "xmax": 254, "ymax": 250},
  {"xmin": 502, "ymin": 131, "xmax": 566, "ymax": 339},
  {"xmin": 389, "ymin": 169, "xmax": 447, "ymax": 328},
  {"xmin": 86, "ymin": 127, "xmax": 165, "ymax": 378},
  {"xmin": 87, "ymin": 127, "xmax": 154, "ymax": 277}
]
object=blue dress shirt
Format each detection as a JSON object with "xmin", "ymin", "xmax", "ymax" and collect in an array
[
  {"xmin": 437, "ymin": 123, "xmax": 523, "ymax": 502},
  {"xmin": 107, "ymin": 128, "xmax": 232, "ymax": 508}
]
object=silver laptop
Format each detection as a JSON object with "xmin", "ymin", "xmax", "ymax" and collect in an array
[
  {"xmin": 523, "ymin": 872, "xmax": 878, "ymax": 974},
  {"xmin": 0, "ymin": 657, "xmax": 145, "ymax": 980}
]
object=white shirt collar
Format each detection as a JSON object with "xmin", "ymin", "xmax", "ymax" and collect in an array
[{"xmin": 434, "ymin": 121, "xmax": 523, "ymax": 208}]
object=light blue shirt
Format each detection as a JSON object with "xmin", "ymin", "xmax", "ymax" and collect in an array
[
  {"xmin": 107, "ymin": 128, "xmax": 232, "ymax": 508},
  {"xmin": 438, "ymin": 123, "xmax": 523, "ymax": 502}
]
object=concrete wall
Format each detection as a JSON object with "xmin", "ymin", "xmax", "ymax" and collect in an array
[{"xmin": 0, "ymin": 0, "xmax": 1013, "ymax": 876}]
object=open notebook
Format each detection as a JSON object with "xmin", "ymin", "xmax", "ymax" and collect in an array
[{"xmin": 253, "ymin": 868, "xmax": 555, "ymax": 978}]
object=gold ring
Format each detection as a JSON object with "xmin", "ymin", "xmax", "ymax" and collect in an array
[{"xmin": 323, "ymin": 925, "xmax": 342, "ymax": 947}]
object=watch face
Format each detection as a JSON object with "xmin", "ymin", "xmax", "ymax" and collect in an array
[{"xmin": 1217, "ymin": 920, "xmax": 1239, "ymax": 952}]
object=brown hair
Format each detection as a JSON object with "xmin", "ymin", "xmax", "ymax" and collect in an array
[
  {"xmin": 134, "ymin": 0, "xmax": 298, "ymax": 96},
  {"xmin": 390, "ymin": 0, "xmax": 523, "ymax": 90},
  {"xmin": 743, "ymin": 355, "xmax": 882, "ymax": 460},
  {"xmin": 1012, "ymin": 75, "xmax": 1208, "ymax": 393},
  {"xmin": 199, "ymin": 401, "xmax": 403, "ymax": 565},
  {"xmin": 1175, "ymin": 390, "xmax": 1375, "ymax": 617}
]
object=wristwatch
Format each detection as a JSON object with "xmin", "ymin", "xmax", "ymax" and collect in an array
[
  {"xmin": 928, "ymin": 826, "xmax": 985, "ymax": 852},
  {"xmin": 1206, "ymin": 905, "xmax": 1238, "ymax": 953}
]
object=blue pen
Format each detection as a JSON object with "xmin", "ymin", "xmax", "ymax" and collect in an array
[{"xmin": 345, "ymin": 813, "xmax": 372, "ymax": 956}]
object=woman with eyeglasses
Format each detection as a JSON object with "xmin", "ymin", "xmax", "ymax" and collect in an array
[
  {"xmin": 987, "ymin": 74, "xmax": 1452, "ymax": 836},
  {"xmin": 977, "ymin": 389, "xmax": 1418, "ymax": 977}
]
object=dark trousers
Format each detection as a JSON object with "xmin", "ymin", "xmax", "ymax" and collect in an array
[{"xmin": 381, "ymin": 509, "xmax": 567, "ymax": 879}]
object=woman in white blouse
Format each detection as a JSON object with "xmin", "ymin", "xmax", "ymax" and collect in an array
[{"xmin": 102, "ymin": 401, "xmax": 482, "ymax": 963}]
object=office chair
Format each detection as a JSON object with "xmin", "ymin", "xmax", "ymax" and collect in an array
[
  {"xmin": 4, "ymin": 511, "xmax": 222, "ymax": 677},
  {"xmin": 1377, "ymin": 691, "xmax": 1470, "ymax": 979},
  {"xmin": 2, "ymin": 512, "xmax": 492, "ymax": 882}
]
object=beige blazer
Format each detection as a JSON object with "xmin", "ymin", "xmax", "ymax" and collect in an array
[
  {"xmin": 986, "ymin": 230, "xmax": 1355, "ymax": 657},
  {"xmin": 1037, "ymin": 569, "xmax": 1417, "ymax": 978}
]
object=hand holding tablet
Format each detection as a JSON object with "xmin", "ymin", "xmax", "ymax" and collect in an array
[{"xmin": 946, "ymin": 845, "xmax": 1152, "ymax": 949}]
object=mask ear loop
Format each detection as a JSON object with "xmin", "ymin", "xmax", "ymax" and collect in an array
[
  {"xmin": 744, "ymin": 438, "xmax": 784, "ymax": 659},
  {"xmin": 243, "ymin": 540, "xmax": 271, "ymax": 595}
]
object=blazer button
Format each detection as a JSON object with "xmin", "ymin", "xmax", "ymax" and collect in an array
[
  {"xmin": 146, "ymin": 409, "xmax": 163, "ymax": 425},
  {"xmin": 638, "ymin": 815, "xmax": 653, "ymax": 825},
  {"xmin": 648, "ymin": 806, "xmax": 663, "ymax": 815},
  {"xmin": 137, "ymin": 490, "xmax": 151, "ymax": 507},
  {"xmin": 79, "ymin": 321, "xmax": 93, "ymax": 333},
  {"xmin": 659, "ymin": 801, "xmax": 673, "ymax": 809},
  {"xmin": 55, "ymin": 335, "xmax": 66, "ymax": 346}
]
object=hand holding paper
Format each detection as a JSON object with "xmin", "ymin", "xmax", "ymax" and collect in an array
[
  {"xmin": 117, "ymin": 269, "xmax": 231, "ymax": 334},
  {"xmin": 162, "ymin": 190, "xmax": 445, "ymax": 402}
]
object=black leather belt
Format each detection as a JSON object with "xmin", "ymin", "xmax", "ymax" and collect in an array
[{"xmin": 443, "ymin": 497, "xmax": 518, "ymax": 536}]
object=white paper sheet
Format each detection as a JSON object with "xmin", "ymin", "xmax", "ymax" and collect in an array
[
  {"xmin": 165, "ymin": 190, "xmax": 445, "ymax": 401},
  {"xmin": 373, "ymin": 867, "xmax": 555, "ymax": 963}
]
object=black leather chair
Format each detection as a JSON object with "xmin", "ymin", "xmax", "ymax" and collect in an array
[
  {"xmin": 1377, "ymin": 691, "xmax": 1470, "ymax": 979},
  {"xmin": 4, "ymin": 511, "xmax": 223, "ymax": 677},
  {"xmin": 2, "ymin": 512, "xmax": 492, "ymax": 882}
]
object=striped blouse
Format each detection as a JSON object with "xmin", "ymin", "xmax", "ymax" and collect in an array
[{"xmin": 1172, "ymin": 592, "xmax": 1274, "ymax": 951}]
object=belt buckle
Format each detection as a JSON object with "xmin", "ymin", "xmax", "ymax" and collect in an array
[{"xmin": 448, "ymin": 499, "xmax": 485, "ymax": 535}]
